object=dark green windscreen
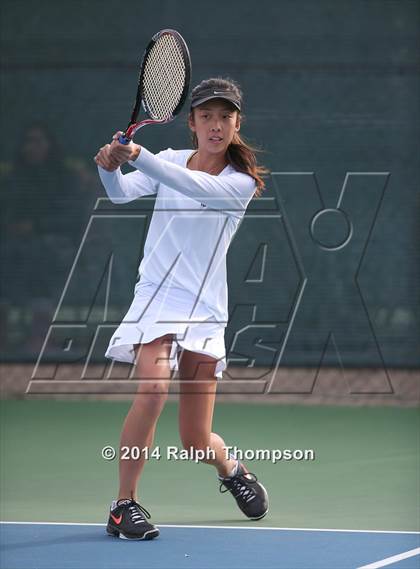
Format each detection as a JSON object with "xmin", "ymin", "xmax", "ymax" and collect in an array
[{"xmin": 1, "ymin": 0, "xmax": 419, "ymax": 368}]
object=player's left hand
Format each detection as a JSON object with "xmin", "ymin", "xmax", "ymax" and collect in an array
[
  {"xmin": 109, "ymin": 131, "xmax": 141, "ymax": 163},
  {"xmin": 94, "ymin": 143, "xmax": 120, "ymax": 171},
  {"xmin": 94, "ymin": 132, "xmax": 141, "ymax": 171}
]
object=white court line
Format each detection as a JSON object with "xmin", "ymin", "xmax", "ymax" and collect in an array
[
  {"xmin": 357, "ymin": 547, "xmax": 420, "ymax": 569},
  {"xmin": 0, "ymin": 521, "xmax": 419, "ymax": 534}
]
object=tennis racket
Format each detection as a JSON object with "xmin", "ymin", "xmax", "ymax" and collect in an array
[{"xmin": 118, "ymin": 29, "xmax": 191, "ymax": 145}]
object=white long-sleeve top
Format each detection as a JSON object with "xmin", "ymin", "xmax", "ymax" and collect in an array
[{"xmin": 97, "ymin": 146, "xmax": 256, "ymax": 324}]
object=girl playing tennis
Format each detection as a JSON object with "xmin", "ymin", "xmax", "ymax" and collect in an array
[{"xmin": 95, "ymin": 77, "xmax": 269, "ymax": 540}]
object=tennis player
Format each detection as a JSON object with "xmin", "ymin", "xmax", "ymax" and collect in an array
[{"xmin": 95, "ymin": 77, "xmax": 269, "ymax": 540}]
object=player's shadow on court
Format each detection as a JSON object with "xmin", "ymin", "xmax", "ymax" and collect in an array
[
  {"xmin": 1, "ymin": 528, "xmax": 112, "ymax": 551},
  {"xmin": 162, "ymin": 519, "xmax": 258, "ymax": 525}
]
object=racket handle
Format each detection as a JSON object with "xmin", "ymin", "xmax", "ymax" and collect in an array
[{"xmin": 118, "ymin": 134, "xmax": 131, "ymax": 145}]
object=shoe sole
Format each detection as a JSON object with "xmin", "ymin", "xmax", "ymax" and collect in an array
[
  {"xmin": 107, "ymin": 526, "xmax": 160, "ymax": 540},
  {"xmin": 249, "ymin": 505, "xmax": 269, "ymax": 521}
]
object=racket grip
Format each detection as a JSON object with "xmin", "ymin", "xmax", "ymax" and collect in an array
[{"xmin": 118, "ymin": 134, "xmax": 131, "ymax": 145}]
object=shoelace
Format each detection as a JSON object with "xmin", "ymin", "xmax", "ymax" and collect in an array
[
  {"xmin": 219, "ymin": 472, "xmax": 258, "ymax": 503},
  {"xmin": 127, "ymin": 501, "xmax": 151, "ymax": 524}
]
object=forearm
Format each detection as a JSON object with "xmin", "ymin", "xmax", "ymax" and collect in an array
[
  {"xmin": 129, "ymin": 146, "xmax": 255, "ymax": 211},
  {"xmin": 97, "ymin": 164, "xmax": 156, "ymax": 204},
  {"xmin": 97, "ymin": 166, "xmax": 129, "ymax": 204}
]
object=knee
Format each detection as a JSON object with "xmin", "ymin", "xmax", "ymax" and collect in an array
[
  {"xmin": 180, "ymin": 432, "xmax": 211, "ymax": 453},
  {"xmin": 133, "ymin": 384, "xmax": 169, "ymax": 415}
]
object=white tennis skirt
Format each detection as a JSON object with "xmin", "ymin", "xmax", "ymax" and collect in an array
[{"xmin": 105, "ymin": 280, "xmax": 226, "ymax": 379}]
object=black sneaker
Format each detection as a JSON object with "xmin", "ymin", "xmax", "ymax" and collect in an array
[
  {"xmin": 106, "ymin": 498, "xmax": 160, "ymax": 540},
  {"xmin": 219, "ymin": 462, "xmax": 269, "ymax": 520}
]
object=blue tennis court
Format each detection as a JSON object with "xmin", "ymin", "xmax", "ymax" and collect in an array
[{"xmin": 1, "ymin": 522, "xmax": 419, "ymax": 569}]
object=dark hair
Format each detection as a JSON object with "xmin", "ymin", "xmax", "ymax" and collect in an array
[{"xmin": 189, "ymin": 77, "xmax": 268, "ymax": 197}]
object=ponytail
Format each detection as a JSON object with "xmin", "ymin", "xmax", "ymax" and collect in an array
[{"xmin": 225, "ymin": 132, "xmax": 268, "ymax": 198}]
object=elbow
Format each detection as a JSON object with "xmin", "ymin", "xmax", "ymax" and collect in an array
[
  {"xmin": 107, "ymin": 195, "xmax": 132, "ymax": 205},
  {"xmin": 100, "ymin": 186, "xmax": 132, "ymax": 204}
]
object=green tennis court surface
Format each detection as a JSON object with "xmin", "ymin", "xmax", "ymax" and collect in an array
[{"xmin": 1, "ymin": 400, "xmax": 418, "ymax": 532}]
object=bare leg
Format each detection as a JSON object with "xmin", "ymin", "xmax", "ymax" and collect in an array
[
  {"xmin": 178, "ymin": 349, "xmax": 237, "ymax": 477},
  {"xmin": 117, "ymin": 334, "xmax": 174, "ymax": 501}
]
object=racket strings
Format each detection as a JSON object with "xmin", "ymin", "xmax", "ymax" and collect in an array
[
  {"xmin": 144, "ymin": 37, "xmax": 185, "ymax": 117},
  {"xmin": 142, "ymin": 34, "xmax": 187, "ymax": 120}
]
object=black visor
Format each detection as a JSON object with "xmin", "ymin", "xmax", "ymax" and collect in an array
[{"xmin": 190, "ymin": 88, "xmax": 241, "ymax": 111}]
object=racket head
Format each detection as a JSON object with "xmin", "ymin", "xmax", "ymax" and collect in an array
[{"xmin": 131, "ymin": 29, "xmax": 191, "ymax": 125}]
